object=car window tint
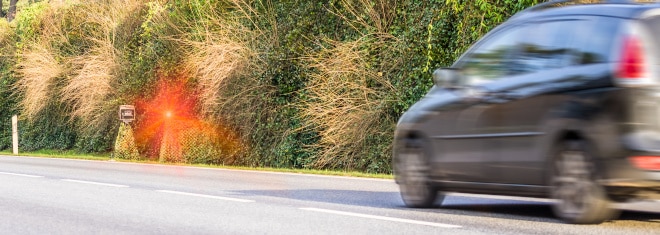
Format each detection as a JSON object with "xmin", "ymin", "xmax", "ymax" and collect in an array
[
  {"xmin": 515, "ymin": 21, "xmax": 568, "ymax": 73},
  {"xmin": 575, "ymin": 17, "xmax": 620, "ymax": 64},
  {"xmin": 459, "ymin": 26, "xmax": 522, "ymax": 86},
  {"xmin": 545, "ymin": 20, "xmax": 584, "ymax": 68}
]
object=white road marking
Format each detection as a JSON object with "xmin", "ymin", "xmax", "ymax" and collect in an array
[
  {"xmin": 0, "ymin": 171, "xmax": 44, "ymax": 178},
  {"xmin": 156, "ymin": 190, "xmax": 255, "ymax": 203},
  {"xmin": 300, "ymin": 208, "xmax": 462, "ymax": 228},
  {"xmin": 61, "ymin": 179, "xmax": 129, "ymax": 188}
]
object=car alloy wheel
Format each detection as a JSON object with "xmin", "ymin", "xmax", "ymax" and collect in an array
[
  {"xmin": 397, "ymin": 142, "xmax": 440, "ymax": 208},
  {"xmin": 551, "ymin": 141, "xmax": 618, "ymax": 224}
]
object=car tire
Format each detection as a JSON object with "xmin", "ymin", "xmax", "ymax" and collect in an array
[
  {"xmin": 550, "ymin": 140, "xmax": 619, "ymax": 224},
  {"xmin": 397, "ymin": 140, "xmax": 441, "ymax": 208}
]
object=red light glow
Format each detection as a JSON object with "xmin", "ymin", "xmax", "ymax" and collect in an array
[
  {"xmin": 630, "ymin": 156, "xmax": 660, "ymax": 171},
  {"xmin": 133, "ymin": 76, "xmax": 241, "ymax": 162}
]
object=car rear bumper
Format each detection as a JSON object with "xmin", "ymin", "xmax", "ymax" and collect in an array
[{"xmin": 599, "ymin": 157, "xmax": 660, "ymax": 200}]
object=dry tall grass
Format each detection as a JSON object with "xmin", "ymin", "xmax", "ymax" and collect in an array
[
  {"xmin": 59, "ymin": 0, "xmax": 142, "ymax": 129},
  {"xmin": 301, "ymin": 37, "xmax": 396, "ymax": 169},
  {"xmin": 10, "ymin": 2, "xmax": 58, "ymax": 117},
  {"xmin": 14, "ymin": 42, "xmax": 63, "ymax": 119},
  {"xmin": 331, "ymin": 0, "xmax": 397, "ymax": 35},
  {"xmin": 0, "ymin": 19, "xmax": 15, "ymax": 63},
  {"xmin": 14, "ymin": 0, "xmax": 142, "ymax": 122},
  {"xmin": 62, "ymin": 40, "xmax": 117, "ymax": 126},
  {"xmin": 0, "ymin": 20, "xmax": 12, "ymax": 44},
  {"xmin": 180, "ymin": 1, "xmax": 269, "ymax": 122},
  {"xmin": 14, "ymin": 0, "xmax": 144, "ymax": 137},
  {"xmin": 300, "ymin": 0, "xmax": 401, "ymax": 170},
  {"xmin": 175, "ymin": 0, "xmax": 279, "ymax": 163},
  {"xmin": 184, "ymin": 29, "xmax": 252, "ymax": 118}
]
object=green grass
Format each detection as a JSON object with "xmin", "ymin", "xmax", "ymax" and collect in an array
[
  {"xmin": 0, "ymin": 149, "xmax": 111, "ymax": 161},
  {"xmin": 0, "ymin": 150, "xmax": 393, "ymax": 179},
  {"xmin": 191, "ymin": 164, "xmax": 394, "ymax": 179}
]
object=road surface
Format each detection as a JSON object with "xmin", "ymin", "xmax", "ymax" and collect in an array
[{"xmin": 0, "ymin": 155, "xmax": 658, "ymax": 234}]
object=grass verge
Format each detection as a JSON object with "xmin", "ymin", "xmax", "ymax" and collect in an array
[
  {"xmin": 0, "ymin": 150, "xmax": 393, "ymax": 179},
  {"xmin": 0, "ymin": 150, "xmax": 111, "ymax": 161}
]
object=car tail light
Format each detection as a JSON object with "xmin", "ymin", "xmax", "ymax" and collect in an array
[
  {"xmin": 614, "ymin": 30, "xmax": 657, "ymax": 87},
  {"xmin": 629, "ymin": 156, "xmax": 660, "ymax": 171},
  {"xmin": 617, "ymin": 36, "xmax": 646, "ymax": 80}
]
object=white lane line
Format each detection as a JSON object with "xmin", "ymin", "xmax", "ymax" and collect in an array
[
  {"xmin": 300, "ymin": 208, "xmax": 462, "ymax": 228},
  {"xmin": 61, "ymin": 179, "xmax": 129, "ymax": 188},
  {"xmin": 0, "ymin": 171, "xmax": 44, "ymax": 178},
  {"xmin": 156, "ymin": 190, "xmax": 255, "ymax": 203}
]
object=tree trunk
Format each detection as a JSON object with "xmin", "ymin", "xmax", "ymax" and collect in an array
[{"xmin": 7, "ymin": 0, "xmax": 18, "ymax": 22}]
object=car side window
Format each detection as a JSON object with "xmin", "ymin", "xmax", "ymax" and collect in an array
[
  {"xmin": 458, "ymin": 26, "xmax": 523, "ymax": 86},
  {"xmin": 574, "ymin": 17, "xmax": 620, "ymax": 64},
  {"xmin": 514, "ymin": 22, "xmax": 558, "ymax": 73},
  {"xmin": 515, "ymin": 20, "xmax": 581, "ymax": 72},
  {"xmin": 457, "ymin": 18, "xmax": 613, "ymax": 87}
]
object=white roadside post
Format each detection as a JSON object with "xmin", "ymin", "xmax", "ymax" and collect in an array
[{"xmin": 11, "ymin": 115, "xmax": 18, "ymax": 155}]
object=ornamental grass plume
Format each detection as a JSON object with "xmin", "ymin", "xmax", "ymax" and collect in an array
[
  {"xmin": 301, "ymin": 37, "xmax": 396, "ymax": 169},
  {"xmin": 14, "ymin": 42, "xmax": 63, "ymax": 119}
]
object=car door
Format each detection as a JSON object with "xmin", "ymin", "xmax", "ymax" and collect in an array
[
  {"xmin": 472, "ymin": 18, "xmax": 620, "ymax": 186},
  {"xmin": 429, "ymin": 24, "xmax": 524, "ymax": 183},
  {"xmin": 466, "ymin": 20, "xmax": 571, "ymax": 186}
]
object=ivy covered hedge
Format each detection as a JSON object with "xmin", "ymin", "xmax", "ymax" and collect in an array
[{"xmin": 0, "ymin": 0, "xmax": 540, "ymax": 173}]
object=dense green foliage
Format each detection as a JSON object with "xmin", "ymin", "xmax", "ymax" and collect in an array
[
  {"xmin": 0, "ymin": 8, "xmax": 17, "ymax": 150},
  {"xmin": 114, "ymin": 122, "xmax": 140, "ymax": 160},
  {"xmin": 0, "ymin": 0, "xmax": 540, "ymax": 173}
]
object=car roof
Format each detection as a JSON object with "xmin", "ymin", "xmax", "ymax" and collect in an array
[{"xmin": 510, "ymin": 1, "xmax": 660, "ymax": 22}]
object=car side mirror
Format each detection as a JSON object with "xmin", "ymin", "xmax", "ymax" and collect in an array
[{"xmin": 432, "ymin": 68, "xmax": 461, "ymax": 88}]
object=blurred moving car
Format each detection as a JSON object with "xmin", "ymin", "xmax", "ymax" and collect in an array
[{"xmin": 393, "ymin": 0, "xmax": 660, "ymax": 224}]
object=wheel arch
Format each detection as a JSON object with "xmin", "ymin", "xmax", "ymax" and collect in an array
[
  {"xmin": 542, "ymin": 125, "xmax": 592, "ymax": 187},
  {"xmin": 393, "ymin": 129, "xmax": 433, "ymax": 183}
]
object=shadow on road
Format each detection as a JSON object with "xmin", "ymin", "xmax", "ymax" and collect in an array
[
  {"xmin": 235, "ymin": 189, "xmax": 660, "ymax": 224},
  {"xmin": 438, "ymin": 196, "xmax": 660, "ymax": 223},
  {"xmin": 438, "ymin": 202, "xmax": 563, "ymax": 223},
  {"xmin": 617, "ymin": 210, "xmax": 660, "ymax": 223}
]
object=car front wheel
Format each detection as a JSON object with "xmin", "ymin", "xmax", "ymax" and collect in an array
[{"xmin": 396, "ymin": 141, "xmax": 441, "ymax": 208}]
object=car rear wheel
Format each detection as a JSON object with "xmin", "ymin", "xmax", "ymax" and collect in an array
[
  {"xmin": 397, "ymin": 141, "xmax": 441, "ymax": 208},
  {"xmin": 551, "ymin": 140, "xmax": 619, "ymax": 224}
]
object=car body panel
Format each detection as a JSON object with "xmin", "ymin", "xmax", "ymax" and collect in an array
[{"xmin": 394, "ymin": 2, "xmax": 660, "ymax": 202}]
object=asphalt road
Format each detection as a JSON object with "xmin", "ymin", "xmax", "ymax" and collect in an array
[{"xmin": 0, "ymin": 155, "xmax": 658, "ymax": 234}]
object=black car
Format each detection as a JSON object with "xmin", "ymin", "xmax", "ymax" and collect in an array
[{"xmin": 393, "ymin": 0, "xmax": 660, "ymax": 224}]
